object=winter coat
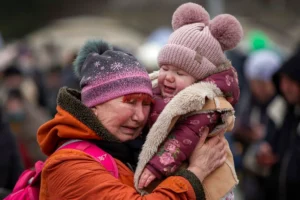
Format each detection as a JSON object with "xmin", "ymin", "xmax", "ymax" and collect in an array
[
  {"xmin": 0, "ymin": 115, "xmax": 24, "ymax": 198},
  {"xmin": 262, "ymin": 96, "xmax": 300, "ymax": 200},
  {"xmin": 135, "ymin": 68, "xmax": 240, "ymax": 200},
  {"xmin": 37, "ymin": 87, "xmax": 206, "ymax": 200}
]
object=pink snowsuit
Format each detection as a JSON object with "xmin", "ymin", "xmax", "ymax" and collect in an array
[{"xmin": 145, "ymin": 68, "xmax": 240, "ymax": 178}]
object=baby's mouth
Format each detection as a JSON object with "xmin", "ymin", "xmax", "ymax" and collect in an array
[{"xmin": 164, "ymin": 85, "xmax": 175, "ymax": 94}]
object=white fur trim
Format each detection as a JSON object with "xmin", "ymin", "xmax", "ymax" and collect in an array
[
  {"xmin": 214, "ymin": 97, "xmax": 220, "ymax": 109},
  {"xmin": 149, "ymin": 70, "xmax": 159, "ymax": 88}
]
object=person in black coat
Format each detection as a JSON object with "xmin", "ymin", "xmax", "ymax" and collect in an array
[
  {"xmin": 256, "ymin": 47, "xmax": 300, "ymax": 200},
  {"xmin": 0, "ymin": 106, "xmax": 24, "ymax": 199}
]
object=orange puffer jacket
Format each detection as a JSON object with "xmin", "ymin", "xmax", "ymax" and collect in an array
[{"xmin": 37, "ymin": 87, "xmax": 205, "ymax": 200}]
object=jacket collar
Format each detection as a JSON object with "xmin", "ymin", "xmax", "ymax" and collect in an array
[{"xmin": 37, "ymin": 87, "xmax": 119, "ymax": 155}]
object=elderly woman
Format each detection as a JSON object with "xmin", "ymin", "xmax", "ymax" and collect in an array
[{"xmin": 37, "ymin": 40, "xmax": 227, "ymax": 199}]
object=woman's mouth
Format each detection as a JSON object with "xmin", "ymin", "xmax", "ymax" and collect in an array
[{"xmin": 121, "ymin": 126, "xmax": 138, "ymax": 134}]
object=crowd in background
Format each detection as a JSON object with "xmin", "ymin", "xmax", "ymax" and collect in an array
[
  {"xmin": 0, "ymin": 27, "xmax": 300, "ymax": 200},
  {"xmin": 227, "ymin": 31, "xmax": 300, "ymax": 200},
  {"xmin": 0, "ymin": 42, "xmax": 80, "ymax": 198}
]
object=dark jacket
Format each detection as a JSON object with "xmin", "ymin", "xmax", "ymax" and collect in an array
[
  {"xmin": 0, "ymin": 112, "xmax": 24, "ymax": 198},
  {"xmin": 263, "ymin": 50, "xmax": 300, "ymax": 200},
  {"xmin": 263, "ymin": 99, "xmax": 300, "ymax": 200}
]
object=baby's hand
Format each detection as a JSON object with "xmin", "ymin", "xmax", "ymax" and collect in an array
[{"xmin": 138, "ymin": 168, "xmax": 156, "ymax": 189}]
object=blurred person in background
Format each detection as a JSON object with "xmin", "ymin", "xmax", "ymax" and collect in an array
[
  {"xmin": 0, "ymin": 66, "xmax": 23, "ymax": 105},
  {"xmin": 233, "ymin": 49, "xmax": 282, "ymax": 200},
  {"xmin": 233, "ymin": 30, "xmax": 276, "ymax": 114},
  {"xmin": 0, "ymin": 105, "xmax": 24, "ymax": 199},
  {"xmin": 16, "ymin": 43, "xmax": 47, "ymax": 108},
  {"xmin": 235, "ymin": 49, "xmax": 282, "ymax": 150},
  {"xmin": 224, "ymin": 30, "xmax": 275, "ymax": 173},
  {"xmin": 0, "ymin": 64, "xmax": 39, "ymax": 108},
  {"xmin": 44, "ymin": 65, "xmax": 63, "ymax": 117},
  {"xmin": 255, "ymin": 47, "xmax": 300, "ymax": 200},
  {"xmin": 3, "ymin": 88, "xmax": 49, "ymax": 169},
  {"xmin": 226, "ymin": 30, "xmax": 272, "ymax": 97}
]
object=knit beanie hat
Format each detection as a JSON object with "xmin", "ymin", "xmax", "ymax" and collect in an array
[
  {"xmin": 158, "ymin": 2, "xmax": 243, "ymax": 80},
  {"xmin": 73, "ymin": 40, "xmax": 152, "ymax": 108},
  {"xmin": 244, "ymin": 49, "xmax": 281, "ymax": 81}
]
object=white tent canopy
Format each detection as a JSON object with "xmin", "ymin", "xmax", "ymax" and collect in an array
[{"xmin": 25, "ymin": 16, "xmax": 146, "ymax": 68}]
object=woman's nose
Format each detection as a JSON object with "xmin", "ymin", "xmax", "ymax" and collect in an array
[{"xmin": 132, "ymin": 104, "xmax": 147, "ymax": 123}]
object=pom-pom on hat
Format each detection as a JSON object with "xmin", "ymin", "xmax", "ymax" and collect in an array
[
  {"xmin": 73, "ymin": 40, "xmax": 152, "ymax": 108},
  {"xmin": 158, "ymin": 2, "xmax": 243, "ymax": 80}
]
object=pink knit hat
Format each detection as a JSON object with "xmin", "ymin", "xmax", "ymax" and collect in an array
[{"xmin": 158, "ymin": 2, "xmax": 243, "ymax": 80}]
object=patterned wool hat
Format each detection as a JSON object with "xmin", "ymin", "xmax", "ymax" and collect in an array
[
  {"xmin": 73, "ymin": 40, "xmax": 152, "ymax": 108},
  {"xmin": 158, "ymin": 2, "xmax": 243, "ymax": 80}
]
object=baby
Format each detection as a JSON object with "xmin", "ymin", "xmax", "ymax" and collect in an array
[{"xmin": 134, "ymin": 3, "xmax": 243, "ymax": 200}]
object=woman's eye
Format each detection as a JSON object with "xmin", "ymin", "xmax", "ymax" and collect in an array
[
  {"xmin": 142, "ymin": 102, "xmax": 151, "ymax": 106},
  {"xmin": 177, "ymin": 72, "xmax": 184, "ymax": 76},
  {"xmin": 126, "ymin": 99, "xmax": 136, "ymax": 104}
]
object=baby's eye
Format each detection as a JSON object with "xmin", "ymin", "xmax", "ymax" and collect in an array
[
  {"xmin": 177, "ymin": 71, "xmax": 185, "ymax": 76},
  {"xmin": 161, "ymin": 67, "xmax": 169, "ymax": 71}
]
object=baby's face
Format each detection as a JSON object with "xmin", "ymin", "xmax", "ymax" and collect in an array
[{"xmin": 158, "ymin": 65, "xmax": 196, "ymax": 98}]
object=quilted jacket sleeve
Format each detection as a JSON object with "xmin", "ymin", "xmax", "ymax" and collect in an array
[{"xmin": 147, "ymin": 112, "xmax": 220, "ymax": 178}]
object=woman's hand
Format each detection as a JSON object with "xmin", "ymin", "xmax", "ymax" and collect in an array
[{"xmin": 187, "ymin": 127, "xmax": 227, "ymax": 182}]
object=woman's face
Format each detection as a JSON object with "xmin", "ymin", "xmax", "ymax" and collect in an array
[{"xmin": 92, "ymin": 95, "xmax": 151, "ymax": 142}]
